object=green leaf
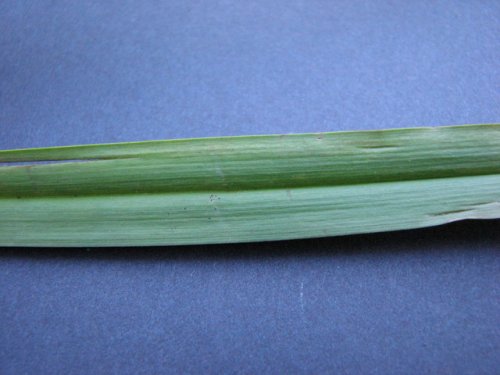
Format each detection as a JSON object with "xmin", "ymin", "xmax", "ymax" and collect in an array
[{"xmin": 1, "ymin": 124, "xmax": 499, "ymax": 247}]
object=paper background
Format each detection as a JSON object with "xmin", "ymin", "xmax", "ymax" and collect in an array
[{"xmin": 1, "ymin": 1, "xmax": 499, "ymax": 373}]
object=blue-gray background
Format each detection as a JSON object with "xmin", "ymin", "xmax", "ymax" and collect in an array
[{"xmin": 1, "ymin": 1, "xmax": 499, "ymax": 374}]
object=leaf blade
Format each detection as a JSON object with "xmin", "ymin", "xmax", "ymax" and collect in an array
[{"xmin": 1, "ymin": 124, "xmax": 499, "ymax": 247}]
